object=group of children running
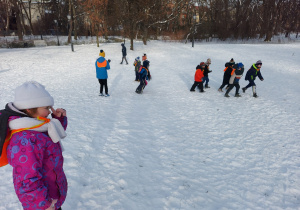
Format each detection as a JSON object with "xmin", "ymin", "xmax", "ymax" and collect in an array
[
  {"xmin": 95, "ymin": 44, "xmax": 264, "ymax": 98},
  {"xmin": 191, "ymin": 58, "xmax": 264, "ymax": 98}
]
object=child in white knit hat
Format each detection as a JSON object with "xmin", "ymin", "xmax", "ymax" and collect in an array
[
  {"xmin": 133, "ymin": 56, "xmax": 141, "ymax": 81},
  {"xmin": 203, "ymin": 58, "xmax": 212, "ymax": 88},
  {"xmin": 0, "ymin": 81, "xmax": 68, "ymax": 210}
]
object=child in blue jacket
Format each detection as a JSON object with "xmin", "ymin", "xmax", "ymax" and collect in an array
[
  {"xmin": 95, "ymin": 49, "xmax": 111, "ymax": 97},
  {"xmin": 136, "ymin": 60, "xmax": 151, "ymax": 94},
  {"xmin": 225, "ymin": 62, "xmax": 244, "ymax": 97}
]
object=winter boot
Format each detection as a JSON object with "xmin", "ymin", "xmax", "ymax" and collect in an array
[
  {"xmin": 252, "ymin": 86, "xmax": 257, "ymax": 97},
  {"xmin": 224, "ymin": 93, "xmax": 230, "ymax": 97},
  {"xmin": 205, "ymin": 84, "xmax": 210, "ymax": 88},
  {"xmin": 200, "ymin": 90, "xmax": 205, "ymax": 93},
  {"xmin": 235, "ymin": 93, "xmax": 241, "ymax": 97},
  {"xmin": 218, "ymin": 88, "xmax": 223, "ymax": 92},
  {"xmin": 99, "ymin": 93, "xmax": 104, "ymax": 96},
  {"xmin": 242, "ymin": 87, "xmax": 247, "ymax": 93}
]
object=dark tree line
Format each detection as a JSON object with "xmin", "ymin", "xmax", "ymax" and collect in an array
[{"xmin": 1, "ymin": 0, "xmax": 299, "ymax": 45}]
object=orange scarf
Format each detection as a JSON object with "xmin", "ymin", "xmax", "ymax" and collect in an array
[{"xmin": 0, "ymin": 117, "xmax": 50, "ymax": 167}]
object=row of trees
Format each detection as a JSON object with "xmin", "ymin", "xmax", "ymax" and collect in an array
[{"xmin": 1, "ymin": 0, "xmax": 299, "ymax": 48}]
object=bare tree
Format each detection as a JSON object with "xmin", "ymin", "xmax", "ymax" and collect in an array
[
  {"xmin": 9, "ymin": 0, "xmax": 23, "ymax": 40},
  {"xmin": 81, "ymin": 0, "xmax": 109, "ymax": 46},
  {"xmin": 0, "ymin": 0, "xmax": 11, "ymax": 36},
  {"xmin": 19, "ymin": 0, "xmax": 34, "ymax": 35}
]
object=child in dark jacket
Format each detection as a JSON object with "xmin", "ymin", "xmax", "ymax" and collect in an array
[
  {"xmin": 120, "ymin": 43, "xmax": 128, "ymax": 64},
  {"xmin": 190, "ymin": 62, "xmax": 205, "ymax": 92},
  {"xmin": 225, "ymin": 62, "xmax": 244, "ymax": 97},
  {"xmin": 242, "ymin": 60, "xmax": 264, "ymax": 97},
  {"xmin": 218, "ymin": 58, "xmax": 235, "ymax": 92},
  {"xmin": 203, "ymin": 58, "xmax": 212, "ymax": 88}
]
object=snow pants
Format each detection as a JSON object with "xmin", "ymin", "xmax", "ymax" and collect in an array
[
  {"xmin": 245, "ymin": 80, "xmax": 256, "ymax": 89},
  {"xmin": 121, "ymin": 56, "xmax": 128, "ymax": 64},
  {"xmin": 135, "ymin": 71, "xmax": 139, "ymax": 81},
  {"xmin": 203, "ymin": 76, "xmax": 209, "ymax": 85},
  {"xmin": 190, "ymin": 81, "xmax": 203, "ymax": 92},
  {"xmin": 98, "ymin": 79, "xmax": 108, "ymax": 94},
  {"xmin": 225, "ymin": 83, "xmax": 240, "ymax": 95},
  {"xmin": 136, "ymin": 79, "xmax": 146, "ymax": 93},
  {"xmin": 219, "ymin": 75, "xmax": 231, "ymax": 90}
]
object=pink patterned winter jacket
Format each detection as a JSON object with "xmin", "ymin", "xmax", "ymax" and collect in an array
[{"xmin": 7, "ymin": 115, "xmax": 68, "ymax": 210}]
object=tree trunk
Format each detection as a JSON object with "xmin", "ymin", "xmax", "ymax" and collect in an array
[
  {"xmin": 103, "ymin": 21, "xmax": 108, "ymax": 40},
  {"xmin": 11, "ymin": 0, "xmax": 23, "ymax": 40},
  {"xmin": 142, "ymin": 8, "xmax": 149, "ymax": 45},
  {"xmin": 96, "ymin": 24, "xmax": 99, "ymax": 47},
  {"xmin": 5, "ymin": 4, "xmax": 10, "ymax": 36},
  {"xmin": 67, "ymin": 0, "xmax": 73, "ymax": 43},
  {"xmin": 223, "ymin": 0, "xmax": 229, "ymax": 39},
  {"xmin": 130, "ymin": 23, "xmax": 134, "ymax": 50},
  {"xmin": 130, "ymin": 37, "xmax": 133, "ymax": 50},
  {"xmin": 72, "ymin": 2, "xmax": 77, "ymax": 40},
  {"xmin": 262, "ymin": 0, "xmax": 276, "ymax": 41},
  {"xmin": 142, "ymin": 26, "xmax": 148, "ymax": 45},
  {"xmin": 155, "ymin": 27, "xmax": 159, "ymax": 40},
  {"xmin": 20, "ymin": 0, "xmax": 34, "ymax": 35},
  {"xmin": 16, "ymin": 13, "xmax": 23, "ymax": 40},
  {"xmin": 19, "ymin": 4, "xmax": 26, "ymax": 35}
]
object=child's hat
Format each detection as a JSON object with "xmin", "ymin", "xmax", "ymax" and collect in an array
[
  {"xmin": 13, "ymin": 81, "xmax": 54, "ymax": 110},
  {"xmin": 135, "ymin": 56, "xmax": 140, "ymax": 61},
  {"xmin": 142, "ymin": 54, "xmax": 147, "ymax": 61},
  {"xmin": 256, "ymin": 60, "xmax": 262, "ymax": 65},
  {"xmin": 237, "ymin": 62, "xmax": 244, "ymax": 69},
  {"xmin": 99, "ymin": 49, "xmax": 105, "ymax": 57},
  {"xmin": 206, "ymin": 58, "xmax": 211, "ymax": 64},
  {"xmin": 229, "ymin": 58, "xmax": 235, "ymax": 65},
  {"xmin": 200, "ymin": 62, "xmax": 206, "ymax": 66}
]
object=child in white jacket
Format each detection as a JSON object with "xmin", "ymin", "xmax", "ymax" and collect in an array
[{"xmin": 225, "ymin": 62, "xmax": 244, "ymax": 97}]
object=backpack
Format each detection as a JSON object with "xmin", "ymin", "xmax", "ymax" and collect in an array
[
  {"xmin": 0, "ymin": 104, "xmax": 26, "ymax": 167},
  {"xmin": 0, "ymin": 130, "xmax": 19, "ymax": 167},
  {"xmin": 0, "ymin": 116, "xmax": 50, "ymax": 167}
]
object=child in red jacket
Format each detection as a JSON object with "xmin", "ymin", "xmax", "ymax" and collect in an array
[{"xmin": 190, "ymin": 62, "xmax": 205, "ymax": 92}]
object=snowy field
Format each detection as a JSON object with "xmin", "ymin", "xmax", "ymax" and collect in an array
[{"xmin": 0, "ymin": 41, "xmax": 300, "ymax": 210}]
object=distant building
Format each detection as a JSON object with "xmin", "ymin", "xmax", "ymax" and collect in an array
[{"xmin": 22, "ymin": 0, "xmax": 52, "ymax": 25}]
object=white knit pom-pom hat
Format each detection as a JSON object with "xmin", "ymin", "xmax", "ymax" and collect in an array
[{"xmin": 13, "ymin": 81, "xmax": 54, "ymax": 109}]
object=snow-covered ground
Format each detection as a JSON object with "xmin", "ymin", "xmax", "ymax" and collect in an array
[{"xmin": 0, "ymin": 41, "xmax": 299, "ymax": 210}]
